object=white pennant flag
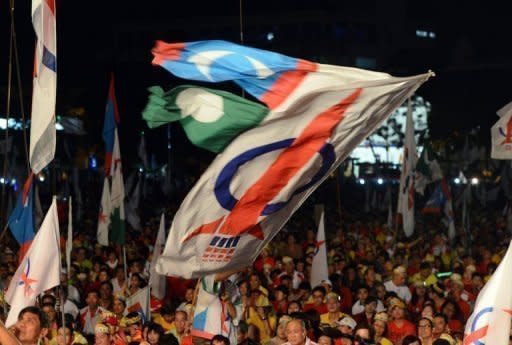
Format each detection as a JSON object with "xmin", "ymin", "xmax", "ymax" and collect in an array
[
  {"xmin": 397, "ymin": 99, "xmax": 417, "ymax": 237},
  {"xmin": 463, "ymin": 240, "xmax": 512, "ymax": 345},
  {"xmin": 97, "ymin": 177, "xmax": 111, "ymax": 246},
  {"xmin": 5, "ymin": 197, "xmax": 61, "ymax": 327},
  {"xmin": 149, "ymin": 213, "xmax": 167, "ymax": 300},
  {"xmin": 310, "ymin": 210, "xmax": 329, "ymax": 288},
  {"xmin": 491, "ymin": 101, "xmax": 512, "ymax": 159}
]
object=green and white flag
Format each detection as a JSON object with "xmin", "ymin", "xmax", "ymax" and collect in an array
[
  {"xmin": 142, "ymin": 85, "xmax": 270, "ymax": 153},
  {"xmin": 110, "ymin": 128, "xmax": 125, "ymax": 245},
  {"xmin": 415, "ymin": 141, "xmax": 442, "ymax": 195}
]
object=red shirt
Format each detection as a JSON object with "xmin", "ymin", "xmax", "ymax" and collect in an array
[
  {"xmin": 303, "ymin": 302, "xmax": 328, "ymax": 314},
  {"xmin": 387, "ymin": 320, "xmax": 416, "ymax": 345}
]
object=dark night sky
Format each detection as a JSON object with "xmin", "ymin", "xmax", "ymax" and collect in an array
[{"xmin": 1, "ymin": 1, "xmax": 512, "ymax": 166}]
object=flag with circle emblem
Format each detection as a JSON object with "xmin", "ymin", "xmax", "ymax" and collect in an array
[{"xmin": 151, "ymin": 40, "xmax": 433, "ymax": 278}]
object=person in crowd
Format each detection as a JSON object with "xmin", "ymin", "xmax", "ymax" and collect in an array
[
  {"xmin": 417, "ymin": 317, "xmax": 434, "ymax": 345},
  {"xmin": 384, "ymin": 266, "xmax": 412, "ymax": 303},
  {"xmin": 387, "ymin": 297, "xmax": 416, "ymax": 345},
  {"xmin": 80, "ymin": 290, "xmax": 106, "ymax": 338},
  {"xmin": 303, "ymin": 286, "xmax": 327, "ymax": 314},
  {"xmin": 211, "ymin": 334, "xmax": 230, "ymax": 345},
  {"xmin": 283, "ymin": 319, "xmax": 317, "ymax": 345},
  {"xmin": 320, "ymin": 293, "xmax": 347, "ymax": 328},
  {"xmin": 432, "ymin": 313, "xmax": 449, "ymax": 340},
  {"xmin": 143, "ymin": 322, "xmax": 164, "ymax": 345},
  {"xmin": 372, "ymin": 312, "xmax": 392, "ymax": 345},
  {"xmin": 336, "ymin": 316, "xmax": 357, "ymax": 337},
  {"xmin": 0, "ymin": 306, "xmax": 49, "ymax": 345}
]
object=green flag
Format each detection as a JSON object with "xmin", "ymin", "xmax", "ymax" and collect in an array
[
  {"xmin": 415, "ymin": 141, "xmax": 442, "ymax": 195},
  {"xmin": 142, "ymin": 85, "xmax": 270, "ymax": 153}
]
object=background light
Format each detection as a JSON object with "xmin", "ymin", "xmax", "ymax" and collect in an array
[
  {"xmin": 358, "ymin": 178, "xmax": 365, "ymax": 185},
  {"xmin": 471, "ymin": 177, "xmax": 479, "ymax": 185},
  {"xmin": 454, "ymin": 177, "xmax": 461, "ymax": 184},
  {"xmin": 377, "ymin": 178, "xmax": 384, "ymax": 185}
]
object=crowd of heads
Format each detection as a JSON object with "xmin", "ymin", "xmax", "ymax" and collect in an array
[{"xmin": 0, "ymin": 196, "xmax": 511, "ymax": 345}]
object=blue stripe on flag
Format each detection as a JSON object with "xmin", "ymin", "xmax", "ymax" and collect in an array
[{"xmin": 42, "ymin": 47, "xmax": 56, "ymax": 72}]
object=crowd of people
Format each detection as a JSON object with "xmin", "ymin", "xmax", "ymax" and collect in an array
[{"xmin": 0, "ymin": 196, "xmax": 510, "ymax": 345}]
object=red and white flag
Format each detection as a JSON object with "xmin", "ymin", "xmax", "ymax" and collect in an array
[
  {"xmin": 463, "ymin": 240, "xmax": 512, "ymax": 345},
  {"xmin": 310, "ymin": 209, "xmax": 328, "ymax": 288},
  {"xmin": 5, "ymin": 198, "xmax": 61, "ymax": 327},
  {"xmin": 153, "ymin": 42, "xmax": 432, "ymax": 278},
  {"xmin": 491, "ymin": 101, "xmax": 512, "ymax": 159},
  {"xmin": 30, "ymin": 0, "xmax": 57, "ymax": 173},
  {"xmin": 397, "ymin": 99, "xmax": 417, "ymax": 237}
]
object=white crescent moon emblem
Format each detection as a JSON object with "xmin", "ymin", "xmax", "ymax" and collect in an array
[
  {"xmin": 244, "ymin": 55, "xmax": 274, "ymax": 78},
  {"xmin": 187, "ymin": 51, "xmax": 234, "ymax": 81}
]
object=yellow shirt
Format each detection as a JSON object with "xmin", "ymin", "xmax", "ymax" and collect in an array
[
  {"xmin": 153, "ymin": 313, "xmax": 176, "ymax": 333},
  {"xmin": 246, "ymin": 307, "xmax": 276, "ymax": 343},
  {"xmin": 320, "ymin": 312, "xmax": 347, "ymax": 327}
]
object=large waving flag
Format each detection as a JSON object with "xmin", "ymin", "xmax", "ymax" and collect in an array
[
  {"xmin": 126, "ymin": 286, "xmax": 151, "ymax": 322},
  {"xmin": 397, "ymin": 100, "xmax": 417, "ymax": 237},
  {"xmin": 103, "ymin": 75, "xmax": 120, "ymax": 176},
  {"xmin": 8, "ymin": 174, "xmax": 35, "ymax": 262},
  {"xmin": 491, "ymin": 102, "xmax": 512, "ymax": 160},
  {"xmin": 30, "ymin": 0, "xmax": 57, "ymax": 174},
  {"xmin": 310, "ymin": 210, "xmax": 328, "ymax": 288},
  {"xmin": 149, "ymin": 214, "xmax": 167, "ymax": 300},
  {"xmin": 152, "ymin": 40, "xmax": 432, "ymax": 278},
  {"xmin": 463, "ymin": 240, "xmax": 512, "ymax": 345},
  {"xmin": 5, "ymin": 198, "xmax": 61, "ymax": 327}
]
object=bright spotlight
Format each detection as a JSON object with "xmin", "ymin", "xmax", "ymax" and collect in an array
[
  {"xmin": 471, "ymin": 177, "xmax": 479, "ymax": 185},
  {"xmin": 377, "ymin": 178, "xmax": 384, "ymax": 185},
  {"xmin": 267, "ymin": 32, "xmax": 274, "ymax": 41},
  {"xmin": 454, "ymin": 178, "xmax": 460, "ymax": 185},
  {"xmin": 358, "ymin": 178, "xmax": 365, "ymax": 185}
]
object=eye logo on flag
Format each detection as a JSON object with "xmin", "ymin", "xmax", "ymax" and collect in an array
[
  {"xmin": 182, "ymin": 90, "xmax": 359, "ymax": 264},
  {"xmin": 464, "ymin": 307, "xmax": 512, "ymax": 345},
  {"xmin": 18, "ymin": 259, "xmax": 38, "ymax": 297}
]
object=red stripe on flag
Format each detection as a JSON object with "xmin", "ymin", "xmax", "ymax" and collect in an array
[
  {"xmin": 183, "ymin": 216, "xmax": 224, "ymax": 242},
  {"xmin": 463, "ymin": 326, "xmax": 488, "ymax": 345},
  {"xmin": 261, "ymin": 60, "xmax": 317, "ymax": 110},
  {"xmin": 109, "ymin": 75, "xmax": 120, "ymax": 124},
  {"xmin": 22, "ymin": 172, "xmax": 34, "ymax": 205},
  {"xmin": 152, "ymin": 41, "xmax": 186, "ymax": 65},
  {"xmin": 219, "ymin": 88, "xmax": 362, "ymax": 237},
  {"xmin": 45, "ymin": 0, "xmax": 56, "ymax": 15}
]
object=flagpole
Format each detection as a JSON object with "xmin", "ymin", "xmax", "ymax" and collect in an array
[
  {"xmin": 0, "ymin": 0, "xmax": 15, "ymax": 229},
  {"xmin": 123, "ymin": 245, "xmax": 128, "ymax": 286}
]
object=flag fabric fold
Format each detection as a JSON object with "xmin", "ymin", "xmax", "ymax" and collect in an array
[
  {"xmin": 397, "ymin": 99, "xmax": 417, "ymax": 237},
  {"xmin": 5, "ymin": 197, "xmax": 61, "ymax": 327},
  {"xmin": 463, "ymin": 240, "xmax": 512, "ymax": 345},
  {"xmin": 152, "ymin": 40, "xmax": 432, "ymax": 278},
  {"xmin": 29, "ymin": 0, "xmax": 57, "ymax": 174},
  {"xmin": 310, "ymin": 210, "xmax": 328, "ymax": 288}
]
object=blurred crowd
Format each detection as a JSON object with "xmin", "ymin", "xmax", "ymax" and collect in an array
[{"xmin": 0, "ymin": 200, "xmax": 510, "ymax": 345}]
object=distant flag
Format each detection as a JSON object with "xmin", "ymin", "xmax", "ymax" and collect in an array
[
  {"xmin": 102, "ymin": 75, "xmax": 120, "ymax": 176},
  {"xmin": 463, "ymin": 240, "xmax": 512, "ymax": 345},
  {"xmin": 110, "ymin": 129, "xmax": 125, "ymax": 245},
  {"xmin": 138, "ymin": 133, "xmax": 149, "ymax": 169},
  {"xmin": 150, "ymin": 40, "xmax": 432, "ymax": 278},
  {"xmin": 66, "ymin": 196, "xmax": 73, "ymax": 275},
  {"xmin": 415, "ymin": 141, "xmax": 442, "ymax": 195},
  {"xmin": 5, "ymin": 198, "xmax": 61, "ymax": 327},
  {"xmin": 125, "ymin": 175, "xmax": 142, "ymax": 231},
  {"xmin": 97, "ymin": 177, "xmax": 111, "ymax": 246},
  {"xmin": 492, "ymin": 101, "xmax": 512, "ymax": 160},
  {"xmin": 8, "ymin": 174, "xmax": 35, "ymax": 262},
  {"xmin": 149, "ymin": 213, "xmax": 166, "ymax": 300},
  {"xmin": 397, "ymin": 99, "xmax": 417, "ymax": 237},
  {"xmin": 29, "ymin": 0, "xmax": 57, "ymax": 174},
  {"xmin": 126, "ymin": 286, "xmax": 150, "ymax": 322},
  {"xmin": 310, "ymin": 210, "xmax": 328, "ymax": 288}
]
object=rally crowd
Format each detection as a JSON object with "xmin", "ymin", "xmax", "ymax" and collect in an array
[{"xmin": 0, "ymin": 201, "xmax": 510, "ymax": 345}]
